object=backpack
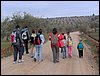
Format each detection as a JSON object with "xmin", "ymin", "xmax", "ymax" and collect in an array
[
  {"xmin": 51, "ymin": 34, "xmax": 58, "ymax": 46},
  {"xmin": 30, "ymin": 34, "xmax": 36, "ymax": 44},
  {"xmin": 78, "ymin": 43, "xmax": 83, "ymax": 50},
  {"xmin": 34, "ymin": 34, "xmax": 42, "ymax": 45},
  {"xmin": 22, "ymin": 30, "xmax": 27, "ymax": 40},
  {"xmin": 67, "ymin": 40, "xmax": 73, "ymax": 46},
  {"xmin": 10, "ymin": 31, "xmax": 17, "ymax": 43}
]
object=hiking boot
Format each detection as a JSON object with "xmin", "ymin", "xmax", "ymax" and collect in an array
[
  {"xmin": 18, "ymin": 60, "xmax": 23, "ymax": 63},
  {"xmin": 34, "ymin": 58, "xmax": 36, "ymax": 62},
  {"xmin": 18, "ymin": 60, "xmax": 22, "ymax": 63},
  {"xmin": 39, "ymin": 59, "xmax": 43, "ymax": 62},
  {"xmin": 56, "ymin": 60, "xmax": 59, "ymax": 63},
  {"xmin": 31, "ymin": 56, "xmax": 34, "ymax": 58}
]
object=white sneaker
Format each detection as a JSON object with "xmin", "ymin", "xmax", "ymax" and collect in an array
[
  {"xmin": 13, "ymin": 61, "xmax": 16, "ymax": 64},
  {"xmin": 18, "ymin": 60, "xmax": 22, "ymax": 63},
  {"xmin": 18, "ymin": 59, "xmax": 24, "ymax": 63}
]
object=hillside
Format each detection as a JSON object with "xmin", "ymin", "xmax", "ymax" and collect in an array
[
  {"xmin": 47, "ymin": 15, "xmax": 99, "ymax": 32},
  {"xmin": 1, "ymin": 13, "xmax": 99, "ymax": 40}
]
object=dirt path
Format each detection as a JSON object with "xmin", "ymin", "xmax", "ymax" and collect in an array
[{"xmin": 1, "ymin": 31, "xmax": 99, "ymax": 75}]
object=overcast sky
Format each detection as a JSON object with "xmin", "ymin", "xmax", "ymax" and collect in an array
[{"xmin": 1, "ymin": 1, "xmax": 99, "ymax": 20}]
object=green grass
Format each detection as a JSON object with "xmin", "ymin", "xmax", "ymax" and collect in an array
[
  {"xmin": 1, "ymin": 41, "xmax": 11, "ymax": 49},
  {"xmin": 87, "ymin": 29, "xmax": 99, "ymax": 41},
  {"xmin": 1, "ymin": 40, "xmax": 13, "ymax": 58}
]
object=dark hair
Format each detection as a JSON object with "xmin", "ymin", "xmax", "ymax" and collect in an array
[
  {"xmin": 38, "ymin": 29, "xmax": 42, "ymax": 34},
  {"xmin": 32, "ymin": 29, "xmax": 35, "ymax": 33},
  {"xmin": 52, "ymin": 28, "xmax": 57, "ymax": 34},
  {"xmin": 25, "ymin": 26, "xmax": 28, "ymax": 28},
  {"xmin": 15, "ymin": 25, "xmax": 20, "ymax": 29},
  {"xmin": 62, "ymin": 33, "xmax": 64, "ymax": 35}
]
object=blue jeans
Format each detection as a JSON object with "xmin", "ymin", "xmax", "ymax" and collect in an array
[
  {"xmin": 34, "ymin": 45, "xmax": 43, "ymax": 61},
  {"xmin": 61, "ymin": 46, "xmax": 67, "ymax": 58}
]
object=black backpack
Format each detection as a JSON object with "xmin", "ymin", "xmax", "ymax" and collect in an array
[{"xmin": 34, "ymin": 34, "xmax": 42, "ymax": 45}]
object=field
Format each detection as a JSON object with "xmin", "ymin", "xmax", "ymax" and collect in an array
[{"xmin": 87, "ymin": 28, "xmax": 99, "ymax": 41}]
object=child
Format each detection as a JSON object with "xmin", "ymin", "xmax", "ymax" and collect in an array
[
  {"xmin": 62, "ymin": 36, "xmax": 67, "ymax": 59},
  {"xmin": 67, "ymin": 36, "xmax": 73, "ymax": 58},
  {"xmin": 77, "ymin": 39, "xmax": 84, "ymax": 58}
]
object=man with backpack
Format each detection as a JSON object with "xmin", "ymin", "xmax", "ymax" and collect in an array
[
  {"xmin": 34, "ymin": 29, "xmax": 45, "ymax": 62},
  {"xmin": 49, "ymin": 28, "xmax": 59, "ymax": 63},
  {"xmin": 10, "ymin": 25, "xmax": 24, "ymax": 64},
  {"xmin": 77, "ymin": 39, "xmax": 84, "ymax": 58},
  {"xmin": 21, "ymin": 26, "xmax": 30, "ymax": 54}
]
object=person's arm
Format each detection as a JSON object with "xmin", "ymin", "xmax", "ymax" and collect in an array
[
  {"xmin": 17, "ymin": 31, "xmax": 24, "ymax": 45},
  {"xmin": 82, "ymin": 43, "xmax": 84, "ymax": 49},
  {"xmin": 27, "ymin": 30, "xmax": 31, "ymax": 40},
  {"xmin": 42, "ymin": 34, "xmax": 45, "ymax": 44},
  {"xmin": 40, "ymin": 34, "xmax": 45, "ymax": 44},
  {"xmin": 49, "ymin": 33, "xmax": 52, "ymax": 41},
  {"xmin": 77, "ymin": 43, "xmax": 79, "ymax": 49}
]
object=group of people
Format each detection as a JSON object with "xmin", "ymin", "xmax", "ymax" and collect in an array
[
  {"xmin": 10, "ymin": 25, "xmax": 84, "ymax": 64},
  {"xmin": 10, "ymin": 25, "xmax": 45, "ymax": 64},
  {"xmin": 49, "ymin": 28, "xmax": 84, "ymax": 63}
]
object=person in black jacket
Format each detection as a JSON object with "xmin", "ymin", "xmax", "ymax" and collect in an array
[
  {"xmin": 12, "ymin": 25, "xmax": 24, "ymax": 64},
  {"xmin": 21, "ymin": 26, "xmax": 30, "ymax": 54}
]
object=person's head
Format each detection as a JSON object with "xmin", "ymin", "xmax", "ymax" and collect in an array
[
  {"xmin": 62, "ymin": 33, "xmax": 64, "ymax": 35},
  {"xmin": 25, "ymin": 26, "xmax": 28, "ymax": 28},
  {"xmin": 38, "ymin": 29, "xmax": 42, "ymax": 34},
  {"xmin": 67, "ymin": 31, "xmax": 70, "ymax": 35},
  {"xmin": 32, "ymin": 29, "xmax": 35, "ymax": 33},
  {"xmin": 15, "ymin": 25, "xmax": 20, "ymax": 29},
  {"xmin": 68, "ymin": 35, "xmax": 72, "ymax": 41},
  {"xmin": 52, "ymin": 28, "xmax": 57, "ymax": 35},
  {"xmin": 79, "ymin": 39, "xmax": 82, "ymax": 43}
]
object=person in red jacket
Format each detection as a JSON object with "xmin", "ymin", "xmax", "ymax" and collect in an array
[
  {"xmin": 58, "ymin": 33, "xmax": 64, "ymax": 49},
  {"xmin": 49, "ymin": 28, "xmax": 59, "ymax": 63}
]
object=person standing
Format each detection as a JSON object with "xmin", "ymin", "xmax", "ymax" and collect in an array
[
  {"xmin": 30, "ymin": 29, "xmax": 36, "ymax": 58},
  {"xmin": 62, "ymin": 36, "xmax": 67, "ymax": 59},
  {"xmin": 67, "ymin": 36, "xmax": 73, "ymax": 58},
  {"xmin": 10, "ymin": 25, "xmax": 24, "ymax": 64},
  {"xmin": 77, "ymin": 39, "xmax": 84, "ymax": 58},
  {"xmin": 58, "ymin": 33, "xmax": 64, "ymax": 53},
  {"xmin": 34, "ymin": 29, "xmax": 45, "ymax": 62},
  {"xmin": 21, "ymin": 26, "xmax": 30, "ymax": 54},
  {"xmin": 49, "ymin": 28, "xmax": 59, "ymax": 63}
]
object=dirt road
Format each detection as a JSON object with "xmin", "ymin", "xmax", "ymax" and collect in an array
[{"xmin": 1, "ymin": 31, "xmax": 99, "ymax": 75}]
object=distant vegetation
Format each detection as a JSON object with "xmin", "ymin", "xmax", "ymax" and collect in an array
[{"xmin": 1, "ymin": 12, "xmax": 99, "ymax": 41}]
